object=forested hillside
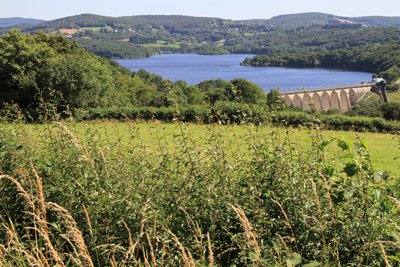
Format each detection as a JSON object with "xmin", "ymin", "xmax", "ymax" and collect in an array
[
  {"xmin": 3, "ymin": 13, "xmax": 400, "ymax": 58},
  {"xmin": 242, "ymin": 42, "xmax": 400, "ymax": 74}
]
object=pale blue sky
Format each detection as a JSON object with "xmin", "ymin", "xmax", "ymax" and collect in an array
[{"xmin": 2, "ymin": 0, "xmax": 400, "ymax": 20}]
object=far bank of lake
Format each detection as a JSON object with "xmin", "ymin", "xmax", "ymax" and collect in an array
[{"xmin": 115, "ymin": 54, "xmax": 373, "ymax": 92}]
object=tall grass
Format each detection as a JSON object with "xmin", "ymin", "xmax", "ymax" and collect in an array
[{"xmin": 0, "ymin": 115, "xmax": 399, "ymax": 266}]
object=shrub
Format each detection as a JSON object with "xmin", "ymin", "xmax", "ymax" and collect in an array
[{"xmin": 381, "ymin": 102, "xmax": 400, "ymax": 121}]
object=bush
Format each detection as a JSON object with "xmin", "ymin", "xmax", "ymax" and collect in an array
[
  {"xmin": 181, "ymin": 105, "xmax": 210, "ymax": 123},
  {"xmin": 212, "ymin": 101, "xmax": 268, "ymax": 124},
  {"xmin": 275, "ymin": 112, "xmax": 400, "ymax": 133},
  {"xmin": 381, "ymin": 102, "xmax": 400, "ymax": 121},
  {"xmin": 16, "ymin": 104, "xmax": 400, "ymax": 133}
]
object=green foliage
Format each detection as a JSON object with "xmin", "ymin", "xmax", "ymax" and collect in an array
[
  {"xmin": 196, "ymin": 79, "xmax": 266, "ymax": 106},
  {"xmin": 266, "ymin": 88, "xmax": 285, "ymax": 111},
  {"xmin": 243, "ymin": 42, "xmax": 400, "ymax": 74},
  {"xmin": 184, "ymin": 86, "xmax": 205, "ymax": 105},
  {"xmin": 2, "ymin": 32, "xmax": 273, "ymax": 113},
  {"xmin": 72, "ymin": 105, "xmax": 400, "ymax": 133},
  {"xmin": 0, "ymin": 30, "xmax": 152, "ymax": 109},
  {"xmin": 0, "ymin": 120, "xmax": 399, "ymax": 266},
  {"xmin": 197, "ymin": 45, "xmax": 229, "ymax": 55},
  {"xmin": 381, "ymin": 102, "xmax": 400, "ymax": 121},
  {"xmin": 379, "ymin": 66, "xmax": 400, "ymax": 83},
  {"xmin": 229, "ymin": 78, "xmax": 266, "ymax": 104}
]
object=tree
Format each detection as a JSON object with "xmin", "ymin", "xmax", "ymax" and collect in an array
[
  {"xmin": 266, "ymin": 88, "xmax": 285, "ymax": 110},
  {"xmin": 184, "ymin": 86, "xmax": 205, "ymax": 105},
  {"xmin": 0, "ymin": 30, "xmax": 148, "ymax": 110},
  {"xmin": 229, "ymin": 78, "xmax": 266, "ymax": 104}
]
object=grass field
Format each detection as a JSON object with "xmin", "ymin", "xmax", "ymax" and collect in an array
[
  {"xmin": 79, "ymin": 27, "xmax": 102, "ymax": 32},
  {"xmin": 360, "ymin": 90, "xmax": 400, "ymax": 105},
  {"xmin": 11, "ymin": 121, "xmax": 400, "ymax": 176}
]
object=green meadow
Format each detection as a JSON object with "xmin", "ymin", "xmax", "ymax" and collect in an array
[
  {"xmin": 11, "ymin": 121, "xmax": 400, "ymax": 176},
  {"xmin": 79, "ymin": 27, "xmax": 103, "ymax": 32}
]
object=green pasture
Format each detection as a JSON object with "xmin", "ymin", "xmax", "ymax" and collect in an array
[
  {"xmin": 79, "ymin": 27, "xmax": 102, "ymax": 32},
  {"xmin": 12, "ymin": 121, "xmax": 400, "ymax": 176}
]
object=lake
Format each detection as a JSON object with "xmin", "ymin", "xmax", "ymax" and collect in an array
[{"xmin": 115, "ymin": 54, "xmax": 373, "ymax": 93}]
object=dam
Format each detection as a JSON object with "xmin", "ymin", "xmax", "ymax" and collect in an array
[{"xmin": 281, "ymin": 83, "xmax": 374, "ymax": 112}]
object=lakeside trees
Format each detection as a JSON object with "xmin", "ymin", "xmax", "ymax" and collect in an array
[
  {"xmin": 0, "ymin": 31, "xmax": 269, "ymax": 113},
  {"xmin": 242, "ymin": 42, "xmax": 400, "ymax": 78}
]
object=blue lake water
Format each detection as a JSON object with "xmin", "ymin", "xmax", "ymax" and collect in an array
[{"xmin": 115, "ymin": 54, "xmax": 373, "ymax": 93}]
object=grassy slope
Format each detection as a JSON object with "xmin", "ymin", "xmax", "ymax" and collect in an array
[
  {"xmin": 361, "ymin": 90, "xmax": 400, "ymax": 104},
  {"xmin": 15, "ymin": 122, "xmax": 400, "ymax": 176}
]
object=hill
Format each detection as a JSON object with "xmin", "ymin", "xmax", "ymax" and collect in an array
[
  {"xmin": 269, "ymin": 12, "xmax": 337, "ymax": 26},
  {"xmin": 4, "ymin": 13, "xmax": 400, "ymax": 59},
  {"xmin": 12, "ymin": 13, "xmax": 400, "ymax": 31},
  {"xmin": 0, "ymin": 17, "xmax": 44, "ymax": 28},
  {"xmin": 269, "ymin": 12, "xmax": 400, "ymax": 26},
  {"xmin": 15, "ymin": 13, "xmax": 222, "ymax": 33},
  {"xmin": 351, "ymin": 16, "xmax": 400, "ymax": 26}
]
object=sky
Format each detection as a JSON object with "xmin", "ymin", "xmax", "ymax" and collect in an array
[{"xmin": 1, "ymin": 0, "xmax": 400, "ymax": 20}]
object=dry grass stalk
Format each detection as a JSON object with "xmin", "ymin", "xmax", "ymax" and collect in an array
[
  {"xmin": 161, "ymin": 241, "xmax": 166, "ymax": 267},
  {"xmin": 153, "ymin": 218, "xmax": 158, "ymax": 261},
  {"xmin": 82, "ymin": 204, "xmax": 93, "ymax": 239},
  {"xmin": 1, "ymin": 219, "xmax": 42, "ymax": 266},
  {"xmin": 54, "ymin": 122, "xmax": 84, "ymax": 151},
  {"xmin": 142, "ymin": 246, "xmax": 151, "ymax": 267},
  {"xmin": 110, "ymin": 255, "xmax": 117, "ymax": 267},
  {"xmin": 146, "ymin": 232, "xmax": 157, "ymax": 267},
  {"xmin": 168, "ymin": 230, "xmax": 196, "ymax": 267},
  {"xmin": 0, "ymin": 245, "xmax": 5, "ymax": 263},
  {"xmin": 319, "ymin": 173, "xmax": 335, "ymax": 224},
  {"xmin": 276, "ymin": 234, "xmax": 290, "ymax": 256},
  {"xmin": 180, "ymin": 207, "xmax": 205, "ymax": 261},
  {"xmin": 207, "ymin": 233, "xmax": 214, "ymax": 267},
  {"xmin": 121, "ymin": 220, "xmax": 144, "ymax": 263},
  {"xmin": 309, "ymin": 179, "xmax": 321, "ymax": 215},
  {"xmin": 54, "ymin": 122, "xmax": 96, "ymax": 170},
  {"xmin": 36, "ymin": 248, "xmax": 51, "ymax": 267},
  {"xmin": 379, "ymin": 243, "xmax": 390, "ymax": 267},
  {"xmin": 46, "ymin": 202, "xmax": 94, "ymax": 267},
  {"xmin": 0, "ymin": 174, "xmax": 65, "ymax": 266},
  {"xmin": 31, "ymin": 165, "xmax": 49, "ymax": 241},
  {"xmin": 228, "ymin": 204, "xmax": 261, "ymax": 261},
  {"xmin": 121, "ymin": 220, "xmax": 134, "ymax": 253},
  {"xmin": 388, "ymin": 196, "xmax": 400, "ymax": 206},
  {"xmin": 270, "ymin": 199, "xmax": 291, "ymax": 231}
]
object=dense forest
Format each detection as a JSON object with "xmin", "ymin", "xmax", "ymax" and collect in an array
[{"xmin": 242, "ymin": 42, "xmax": 400, "ymax": 77}]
